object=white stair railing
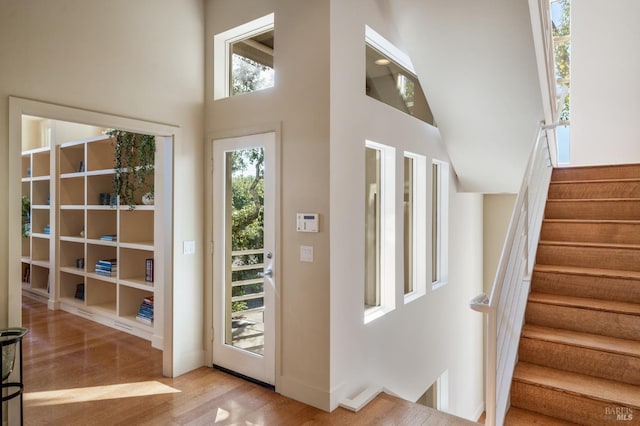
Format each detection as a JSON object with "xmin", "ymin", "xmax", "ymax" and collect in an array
[{"xmin": 470, "ymin": 123, "xmax": 556, "ymax": 426}]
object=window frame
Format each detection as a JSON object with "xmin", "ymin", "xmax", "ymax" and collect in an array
[
  {"xmin": 403, "ymin": 152, "xmax": 427, "ymax": 304},
  {"xmin": 213, "ymin": 13, "xmax": 275, "ymax": 100},
  {"xmin": 364, "ymin": 140, "xmax": 396, "ymax": 323},
  {"xmin": 431, "ymin": 159, "xmax": 449, "ymax": 290}
]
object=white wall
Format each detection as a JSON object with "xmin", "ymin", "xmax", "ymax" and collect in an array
[
  {"xmin": 204, "ymin": 0, "xmax": 332, "ymax": 410},
  {"xmin": 571, "ymin": 0, "xmax": 640, "ymax": 165},
  {"xmin": 483, "ymin": 194, "xmax": 516, "ymax": 295},
  {"xmin": 0, "ymin": 0, "xmax": 205, "ymax": 376},
  {"xmin": 329, "ymin": 0, "xmax": 485, "ymax": 419}
]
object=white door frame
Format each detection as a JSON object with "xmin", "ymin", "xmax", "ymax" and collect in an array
[
  {"xmin": 8, "ymin": 97, "xmax": 176, "ymax": 376},
  {"xmin": 211, "ymin": 131, "xmax": 279, "ymax": 386}
]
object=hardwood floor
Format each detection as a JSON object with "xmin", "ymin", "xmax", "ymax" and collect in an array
[{"xmin": 20, "ymin": 297, "xmax": 477, "ymax": 425}]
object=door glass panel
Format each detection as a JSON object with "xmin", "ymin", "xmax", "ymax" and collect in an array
[{"xmin": 225, "ymin": 147, "xmax": 265, "ymax": 356}]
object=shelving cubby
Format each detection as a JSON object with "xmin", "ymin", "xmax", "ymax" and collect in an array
[
  {"xmin": 21, "ymin": 262, "xmax": 31, "ymax": 285},
  {"xmin": 59, "ymin": 270, "xmax": 85, "ymax": 307},
  {"xmin": 21, "ymin": 238, "xmax": 30, "ymax": 260},
  {"xmin": 119, "ymin": 285, "xmax": 153, "ymax": 326},
  {"xmin": 86, "ymin": 244, "xmax": 117, "ymax": 278},
  {"xmin": 86, "ymin": 136, "xmax": 115, "ymax": 172},
  {"xmin": 86, "ymin": 209, "xmax": 117, "ymax": 241},
  {"xmin": 58, "ymin": 141, "xmax": 85, "ymax": 175},
  {"xmin": 31, "ymin": 178, "xmax": 50, "ymax": 206},
  {"xmin": 28, "ymin": 264, "xmax": 50, "ymax": 296},
  {"xmin": 120, "ymin": 208, "xmax": 154, "ymax": 246},
  {"xmin": 31, "ymin": 149, "xmax": 51, "ymax": 178},
  {"xmin": 59, "ymin": 208, "xmax": 85, "ymax": 239},
  {"xmin": 31, "ymin": 208, "xmax": 50, "ymax": 236},
  {"xmin": 31, "ymin": 235, "xmax": 50, "ymax": 263},
  {"xmin": 58, "ymin": 176, "xmax": 85, "ymax": 205},
  {"xmin": 22, "ymin": 154, "xmax": 31, "ymax": 179},
  {"xmin": 119, "ymin": 247, "xmax": 154, "ymax": 287},
  {"xmin": 87, "ymin": 173, "xmax": 116, "ymax": 207},
  {"xmin": 58, "ymin": 240, "xmax": 85, "ymax": 271},
  {"xmin": 85, "ymin": 277, "xmax": 117, "ymax": 315}
]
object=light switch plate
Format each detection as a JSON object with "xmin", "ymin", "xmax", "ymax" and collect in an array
[
  {"xmin": 183, "ymin": 240, "xmax": 196, "ymax": 255},
  {"xmin": 300, "ymin": 245, "xmax": 314, "ymax": 262}
]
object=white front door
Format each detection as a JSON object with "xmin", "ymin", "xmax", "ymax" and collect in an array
[{"xmin": 212, "ymin": 132, "xmax": 276, "ymax": 385}]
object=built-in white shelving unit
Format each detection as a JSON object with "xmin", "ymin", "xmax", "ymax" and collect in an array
[{"xmin": 22, "ymin": 133, "xmax": 162, "ymax": 348}]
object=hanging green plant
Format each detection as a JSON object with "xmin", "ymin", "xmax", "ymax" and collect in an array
[
  {"xmin": 21, "ymin": 195, "xmax": 30, "ymax": 237},
  {"xmin": 107, "ymin": 129, "xmax": 155, "ymax": 209}
]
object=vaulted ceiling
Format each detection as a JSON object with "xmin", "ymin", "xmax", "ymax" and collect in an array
[{"xmin": 385, "ymin": 0, "xmax": 544, "ymax": 192}]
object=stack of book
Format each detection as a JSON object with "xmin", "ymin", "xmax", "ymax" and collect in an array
[
  {"xmin": 99, "ymin": 234, "xmax": 117, "ymax": 242},
  {"xmin": 95, "ymin": 259, "xmax": 117, "ymax": 277},
  {"xmin": 136, "ymin": 296, "xmax": 154, "ymax": 325},
  {"xmin": 44, "ymin": 224, "xmax": 51, "ymax": 234}
]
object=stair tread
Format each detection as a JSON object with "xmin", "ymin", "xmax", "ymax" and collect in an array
[
  {"xmin": 513, "ymin": 362, "xmax": 640, "ymax": 408},
  {"xmin": 544, "ymin": 218, "xmax": 640, "ymax": 224},
  {"xmin": 534, "ymin": 264, "xmax": 640, "ymax": 280},
  {"xmin": 550, "ymin": 177, "xmax": 640, "ymax": 184},
  {"xmin": 505, "ymin": 407, "xmax": 579, "ymax": 425},
  {"xmin": 539, "ymin": 240, "xmax": 640, "ymax": 250},
  {"xmin": 522, "ymin": 325, "xmax": 640, "ymax": 358},
  {"xmin": 528, "ymin": 292, "xmax": 640, "ymax": 316},
  {"xmin": 546, "ymin": 197, "xmax": 640, "ymax": 202}
]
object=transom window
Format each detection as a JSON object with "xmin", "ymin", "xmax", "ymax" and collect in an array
[
  {"xmin": 365, "ymin": 26, "xmax": 435, "ymax": 126},
  {"xmin": 214, "ymin": 14, "xmax": 275, "ymax": 100}
]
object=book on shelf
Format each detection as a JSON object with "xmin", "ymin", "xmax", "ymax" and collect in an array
[
  {"xmin": 136, "ymin": 296, "xmax": 154, "ymax": 325},
  {"xmin": 99, "ymin": 234, "xmax": 117, "ymax": 241},
  {"xmin": 96, "ymin": 258, "xmax": 117, "ymax": 268},
  {"xmin": 22, "ymin": 266, "xmax": 30, "ymax": 283},
  {"xmin": 95, "ymin": 268, "xmax": 117, "ymax": 277},
  {"xmin": 74, "ymin": 283, "xmax": 85, "ymax": 300},
  {"xmin": 145, "ymin": 258, "xmax": 154, "ymax": 282}
]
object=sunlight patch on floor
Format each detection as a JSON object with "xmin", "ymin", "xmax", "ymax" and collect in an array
[{"xmin": 24, "ymin": 381, "xmax": 180, "ymax": 406}]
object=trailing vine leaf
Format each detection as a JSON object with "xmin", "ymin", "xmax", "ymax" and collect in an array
[{"xmin": 106, "ymin": 129, "xmax": 155, "ymax": 209}]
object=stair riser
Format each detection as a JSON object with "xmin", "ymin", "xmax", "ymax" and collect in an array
[
  {"xmin": 545, "ymin": 200, "xmax": 640, "ymax": 220},
  {"xmin": 525, "ymin": 302, "xmax": 640, "ymax": 340},
  {"xmin": 511, "ymin": 381, "xmax": 637, "ymax": 425},
  {"xmin": 548, "ymin": 181, "xmax": 640, "ymax": 199},
  {"xmin": 518, "ymin": 337, "xmax": 640, "ymax": 386},
  {"xmin": 552, "ymin": 165, "xmax": 640, "ymax": 182},
  {"xmin": 532, "ymin": 270, "xmax": 640, "ymax": 304},
  {"xmin": 537, "ymin": 244, "xmax": 640, "ymax": 272},
  {"xmin": 540, "ymin": 221, "xmax": 640, "ymax": 245}
]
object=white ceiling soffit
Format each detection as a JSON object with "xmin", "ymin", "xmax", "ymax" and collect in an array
[{"xmin": 387, "ymin": 0, "xmax": 544, "ymax": 193}]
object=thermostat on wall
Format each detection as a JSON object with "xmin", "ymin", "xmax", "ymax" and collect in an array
[{"xmin": 297, "ymin": 213, "xmax": 319, "ymax": 232}]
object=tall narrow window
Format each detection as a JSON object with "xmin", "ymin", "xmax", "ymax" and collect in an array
[
  {"xmin": 365, "ymin": 141, "xmax": 395, "ymax": 322},
  {"xmin": 404, "ymin": 156, "xmax": 414, "ymax": 296},
  {"xmin": 432, "ymin": 162, "xmax": 440, "ymax": 284},
  {"xmin": 365, "ymin": 146, "xmax": 381, "ymax": 309},
  {"xmin": 432, "ymin": 160, "xmax": 449, "ymax": 289},
  {"xmin": 214, "ymin": 13, "xmax": 275, "ymax": 100},
  {"xmin": 404, "ymin": 152, "xmax": 427, "ymax": 303},
  {"xmin": 550, "ymin": 0, "xmax": 571, "ymax": 163}
]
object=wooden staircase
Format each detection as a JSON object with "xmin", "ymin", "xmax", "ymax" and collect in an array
[{"xmin": 506, "ymin": 164, "xmax": 640, "ymax": 425}]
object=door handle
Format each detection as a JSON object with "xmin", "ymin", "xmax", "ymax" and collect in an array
[{"xmin": 258, "ymin": 269, "xmax": 273, "ymax": 278}]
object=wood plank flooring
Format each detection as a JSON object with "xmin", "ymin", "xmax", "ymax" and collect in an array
[{"xmin": 20, "ymin": 297, "xmax": 477, "ymax": 425}]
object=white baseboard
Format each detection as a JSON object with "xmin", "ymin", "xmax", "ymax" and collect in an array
[{"xmin": 339, "ymin": 385, "xmax": 383, "ymax": 412}]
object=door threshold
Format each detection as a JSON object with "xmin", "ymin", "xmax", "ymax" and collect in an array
[{"xmin": 212, "ymin": 364, "xmax": 275, "ymax": 391}]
